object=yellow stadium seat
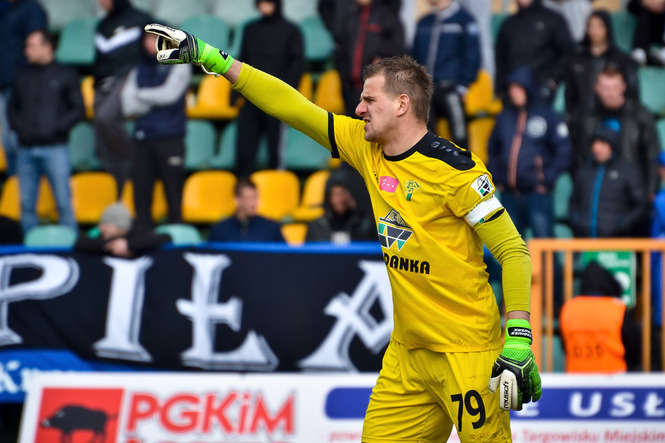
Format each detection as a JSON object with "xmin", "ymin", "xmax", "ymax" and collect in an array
[
  {"xmin": 250, "ymin": 169, "xmax": 300, "ymax": 221},
  {"xmin": 314, "ymin": 69, "xmax": 345, "ymax": 115},
  {"xmin": 182, "ymin": 170, "xmax": 236, "ymax": 223},
  {"xmin": 70, "ymin": 172, "xmax": 117, "ymax": 223},
  {"xmin": 465, "ymin": 70, "xmax": 502, "ymax": 116},
  {"xmin": 281, "ymin": 223, "xmax": 307, "ymax": 246},
  {"xmin": 298, "ymin": 73, "xmax": 313, "ymax": 101},
  {"xmin": 468, "ymin": 117, "xmax": 496, "ymax": 164},
  {"xmin": 121, "ymin": 180, "xmax": 168, "ymax": 221},
  {"xmin": 0, "ymin": 142, "xmax": 6, "ymax": 173},
  {"xmin": 292, "ymin": 169, "xmax": 329, "ymax": 222},
  {"xmin": 436, "ymin": 119, "xmax": 451, "ymax": 140},
  {"xmin": 187, "ymin": 75, "xmax": 239, "ymax": 120},
  {"xmin": 81, "ymin": 75, "xmax": 94, "ymax": 119},
  {"xmin": 0, "ymin": 176, "xmax": 57, "ymax": 221}
]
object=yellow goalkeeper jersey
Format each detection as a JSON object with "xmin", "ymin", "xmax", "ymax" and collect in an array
[{"xmin": 330, "ymin": 114, "xmax": 502, "ymax": 352}]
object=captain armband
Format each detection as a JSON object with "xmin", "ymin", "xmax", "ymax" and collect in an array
[{"xmin": 464, "ymin": 196, "xmax": 504, "ymax": 227}]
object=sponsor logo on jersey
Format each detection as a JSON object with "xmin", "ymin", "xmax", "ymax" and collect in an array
[
  {"xmin": 382, "ymin": 253, "xmax": 430, "ymax": 275},
  {"xmin": 377, "ymin": 210, "xmax": 412, "ymax": 251},
  {"xmin": 379, "ymin": 176, "xmax": 399, "ymax": 193},
  {"xmin": 405, "ymin": 180, "xmax": 420, "ymax": 201},
  {"xmin": 471, "ymin": 174, "xmax": 494, "ymax": 198}
]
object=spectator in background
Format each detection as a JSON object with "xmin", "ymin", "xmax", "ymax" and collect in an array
[
  {"xmin": 564, "ymin": 10, "xmax": 639, "ymax": 116},
  {"xmin": 494, "ymin": 0, "xmax": 574, "ymax": 103},
  {"xmin": 327, "ymin": 0, "xmax": 405, "ymax": 116},
  {"xmin": 306, "ymin": 164, "xmax": 375, "ymax": 244},
  {"xmin": 74, "ymin": 202, "xmax": 171, "ymax": 257},
  {"xmin": 235, "ymin": 0, "xmax": 304, "ymax": 177},
  {"xmin": 209, "ymin": 178, "xmax": 285, "ymax": 243},
  {"xmin": 459, "ymin": 0, "xmax": 494, "ymax": 78},
  {"xmin": 488, "ymin": 66, "xmax": 571, "ymax": 238},
  {"xmin": 544, "ymin": 0, "xmax": 593, "ymax": 42},
  {"xmin": 560, "ymin": 261, "xmax": 641, "ymax": 372},
  {"xmin": 9, "ymin": 30, "xmax": 82, "ymax": 234},
  {"xmin": 93, "ymin": 0, "xmax": 152, "ymax": 194},
  {"xmin": 411, "ymin": 0, "xmax": 480, "ymax": 148},
  {"xmin": 0, "ymin": 0, "xmax": 47, "ymax": 176},
  {"xmin": 571, "ymin": 66, "xmax": 660, "ymax": 196},
  {"xmin": 628, "ymin": 0, "xmax": 665, "ymax": 65},
  {"xmin": 121, "ymin": 31, "xmax": 191, "ymax": 231},
  {"xmin": 569, "ymin": 127, "xmax": 649, "ymax": 238}
]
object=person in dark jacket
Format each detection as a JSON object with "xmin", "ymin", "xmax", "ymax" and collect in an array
[
  {"xmin": 628, "ymin": 0, "xmax": 665, "ymax": 65},
  {"xmin": 306, "ymin": 164, "xmax": 376, "ymax": 243},
  {"xmin": 571, "ymin": 65, "xmax": 660, "ymax": 196},
  {"xmin": 74, "ymin": 202, "xmax": 171, "ymax": 257},
  {"xmin": 564, "ymin": 10, "xmax": 639, "ymax": 116},
  {"xmin": 494, "ymin": 0, "xmax": 574, "ymax": 102},
  {"xmin": 411, "ymin": 0, "xmax": 480, "ymax": 148},
  {"xmin": 209, "ymin": 178, "xmax": 285, "ymax": 243},
  {"xmin": 235, "ymin": 0, "xmax": 304, "ymax": 177},
  {"xmin": 94, "ymin": 0, "xmax": 152, "ymax": 194},
  {"xmin": 329, "ymin": 0, "xmax": 405, "ymax": 117},
  {"xmin": 9, "ymin": 30, "xmax": 83, "ymax": 233},
  {"xmin": 0, "ymin": 0, "xmax": 46, "ymax": 176},
  {"xmin": 488, "ymin": 66, "xmax": 571, "ymax": 238},
  {"xmin": 122, "ymin": 31, "xmax": 191, "ymax": 231},
  {"xmin": 569, "ymin": 126, "xmax": 649, "ymax": 238}
]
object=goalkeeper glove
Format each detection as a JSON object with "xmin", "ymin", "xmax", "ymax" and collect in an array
[
  {"xmin": 489, "ymin": 318, "xmax": 542, "ymax": 411},
  {"xmin": 144, "ymin": 23, "xmax": 235, "ymax": 75}
]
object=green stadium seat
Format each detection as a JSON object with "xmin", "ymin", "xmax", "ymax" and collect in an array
[
  {"xmin": 41, "ymin": 0, "xmax": 97, "ymax": 31},
  {"xmin": 658, "ymin": 119, "xmax": 665, "ymax": 150},
  {"xmin": 554, "ymin": 223, "xmax": 573, "ymax": 239},
  {"xmin": 155, "ymin": 223, "xmax": 203, "ymax": 245},
  {"xmin": 299, "ymin": 16, "xmax": 334, "ymax": 62},
  {"xmin": 230, "ymin": 19, "xmax": 253, "ymax": 57},
  {"xmin": 210, "ymin": 122, "xmax": 269, "ymax": 170},
  {"xmin": 185, "ymin": 120, "xmax": 216, "ymax": 170},
  {"xmin": 284, "ymin": 0, "xmax": 318, "ymax": 23},
  {"xmin": 212, "ymin": 0, "xmax": 258, "ymax": 28},
  {"xmin": 24, "ymin": 225, "xmax": 77, "ymax": 247},
  {"xmin": 55, "ymin": 18, "xmax": 97, "ymax": 65},
  {"xmin": 156, "ymin": 2, "xmax": 211, "ymax": 27},
  {"xmin": 611, "ymin": 12, "xmax": 636, "ymax": 53},
  {"xmin": 181, "ymin": 16, "xmax": 230, "ymax": 51},
  {"xmin": 491, "ymin": 13, "xmax": 508, "ymax": 43},
  {"xmin": 554, "ymin": 172, "xmax": 572, "ymax": 221},
  {"xmin": 131, "ymin": 0, "xmax": 157, "ymax": 14},
  {"xmin": 283, "ymin": 127, "xmax": 330, "ymax": 170},
  {"xmin": 639, "ymin": 67, "xmax": 665, "ymax": 115},
  {"xmin": 68, "ymin": 122, "xmax": 101, "ymax": 171},
  {"xmin": 553, "ymin": 83, "xmax": 565, "ymax": 114}
]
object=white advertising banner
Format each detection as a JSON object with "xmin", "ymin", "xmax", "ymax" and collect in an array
[{"xmin": 19, "ymin": 373, "xmax": 665, "ymax": 443}]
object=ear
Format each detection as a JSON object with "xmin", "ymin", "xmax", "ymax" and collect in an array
[{"xmin": 396, "ymin": 93, "xmax": 410, "ymax": 117}]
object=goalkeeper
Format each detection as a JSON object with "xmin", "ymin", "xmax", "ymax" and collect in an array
[{"xmin": 144, "ymin": 24, "xmax": 541, "ymax": 442}]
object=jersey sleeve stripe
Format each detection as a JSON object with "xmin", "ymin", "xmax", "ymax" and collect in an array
[
  {"xmin": 328, "ymin": 112, "xmax": 340, "ymax": 159},
  {"xmin": 464, "ymin": 196, "xmax": 503, "ymax": 226}
]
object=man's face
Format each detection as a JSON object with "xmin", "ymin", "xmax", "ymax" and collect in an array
[
  {"xmin": 98, "ymin": 0, "xmax": 113, "ymax": 12},
  {"xmin": 508, "ymin": 83, "xmax": 528, "ymax": 108},
  {"xmin": 257, "ymin": 0, "xmax": 276, "ymax": 16},
  {"xmin": 587, "ymin": 16, "xmax": 608, "ymax": 46},
  {"xmin": 591, "ymin": 139, "xmax": 613, "ymax": 163},
  {"xmin": 329, "ymin": 185, "xmax": 356, "ymax": 215},
  {"xmin": 355, "ymin": 74, "xmax": 398, "ymax": 143},
  {"xmin": 24, "ymin": 32, "xmax": 50, "ymax": 65},
  {"xmin": 517, "ymin": 0, "xmax": 533, "ymax": 8},
  {"xmin": 595, "ymin": 74, "xmax": 626, "ymax": 110},
  {"xmin": 235, "ymin": 186, "xmax": 259, "ymax": 218}
]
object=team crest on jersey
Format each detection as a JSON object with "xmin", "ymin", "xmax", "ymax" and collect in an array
[
  {"xmin": 405, "ymin": 180, "xmax": 420, "ymax": 201},
  {"xmin": 471, "ymin": 174, "xmax": 494, "ymax": 198},
  {"xmin": 377, "ymin": 210, "xmax": 413, "ymax": 251}
]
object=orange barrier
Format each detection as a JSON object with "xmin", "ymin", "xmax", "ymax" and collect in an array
[{"xmin": 529, "ymin": 238, "xmax": 665, "ymax": 372}]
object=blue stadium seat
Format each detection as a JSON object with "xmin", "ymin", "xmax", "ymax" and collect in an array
[{"xmin": 55, "ymin": 18, "xmax": 97, "ymax": 65}]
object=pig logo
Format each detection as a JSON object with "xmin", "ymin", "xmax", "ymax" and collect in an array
[
  {"xmin": 41, "ymin": 405, "xmax": 115, "ymax": 443},
  {"xmin": 35, "ymin": 388, "xmax": 123, "ymax": 443}
]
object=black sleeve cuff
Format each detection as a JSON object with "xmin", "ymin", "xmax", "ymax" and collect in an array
[{"xmin": 328, "ymin": 112, "xmax": 339, "ymax": 159}]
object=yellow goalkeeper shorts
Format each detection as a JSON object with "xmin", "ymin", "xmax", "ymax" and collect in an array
[{"xmin": 362, "ymin": 338, "xmax": 512, "ymax": 443}]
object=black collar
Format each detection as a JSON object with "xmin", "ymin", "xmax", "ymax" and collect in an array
[{"xmin": 383, "ymin": 131, "xmax": 437, "ymax": 162}]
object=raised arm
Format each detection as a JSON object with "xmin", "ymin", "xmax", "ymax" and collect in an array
[{"xmin": 144, "ymin": 23, "xmax": 332, "ymax": 151}]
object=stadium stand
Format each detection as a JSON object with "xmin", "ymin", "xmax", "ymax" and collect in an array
[
  {"xmin": 68, "ymin": 122, "xmax": 101, "ymax": 172},
  {"xmin": 283, "ymin": 126, "xmax": 331, "ymax": 171},
  {"xmin": 553, "ymin": 172, "xmax": 573, "ymax": 222},
  {"xmin": 0, "ymin": 176, "xmax": 57, "ymax": 222},
  {"xmin": 298, "ymin": 73, "xmax": 314, "ymax": 101},
  {"xmin": 156, "ymin": 1, "xmax": 211, "ymax": 27},
  {"xmin": 40, "ymin": 0, "xmax": 97, "ymax": 31},
  {"xmin": 70, "ymin": 172, "xmax": 117, "ymax": 224},
  {"xmin": 54, "ymin": 18, "xmax": 97, "ymax": 66},
  {"xmin": 639, "ymin": 67, "xmax": 665, "ymax": 116},
  {"xmin": 292, "ymin": 169, "xmax": 329, "ymax": 222},
  {"xmin": 298, "ymin": 16, "xmax": 334, "ymax": 62},
  {"xmin": 209, "ymin": 121, "xmax": 269, "ymax": 170},
  {"xmin": 283, "ymin": 0, "xmax": 318, "ymax": 23},
  {"xmin": 121, "ymin": 180, "xmax": 168, "ymax": 221},
  {"xmin": 250, "ymin": 169, "xmax": 300, "ymax": 221},
  {"xmin": 24, "ymin": 224, "xmax": 77, "ymax": 247},
  {"xmin": 182, "ymin": 170, "xmax": 236, "ymax": 223},
  {"xmin": 212, "ymin": 0, "xmax": 258, "ymax": 28},
  {"xmin": 155, "ymin": 223, "xmax": 203, "ymax": 244},
  {"xmin": 467, "ymin": 117, "xmax": 495, "ymax": 164},
  {"xmin": 658, "ymin": 118, "xmax": 665, "ymax": 149},
  {"xmin": 185, "ymin": 120, "xmax": 216, "ymax": 170},
  {"xmin": 281, "ymin": 222, "xmax": 307, "ymax": 245},
  {"xmin": 610, "ymin": 10, "xmax": 636, "ymax": 53},
  {"xmin": 313, "ymin": 70, "xmax": 345, "ymax": 115},
  {"xmin": 181, "ymin": 16, "xmax": 230, "ymax": 52},
  {"xmin": 186, "ymin": 74, "xmax": 239, "ymax": 120}
]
